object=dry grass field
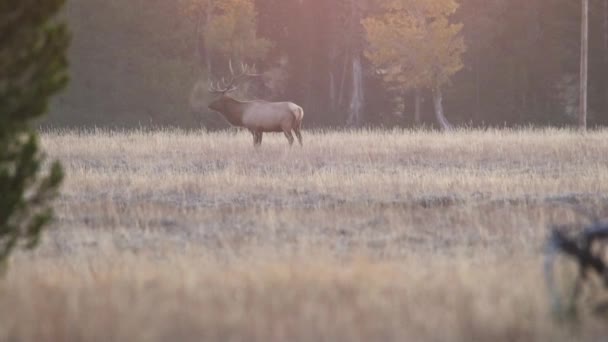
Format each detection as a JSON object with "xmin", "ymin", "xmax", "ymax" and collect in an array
[{"xmin": 2, "ymin": 128, "xmax": 608, "ymax": 341}]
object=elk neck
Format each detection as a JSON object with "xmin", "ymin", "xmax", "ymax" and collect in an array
[{"xmin": 219, "ymin": 96, "xmax": 250, "ymax": 126}]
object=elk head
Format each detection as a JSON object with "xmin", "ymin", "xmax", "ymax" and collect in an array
[{"xmin": 208, "ymin": 61, "xmax": 258, "ymax": 112}]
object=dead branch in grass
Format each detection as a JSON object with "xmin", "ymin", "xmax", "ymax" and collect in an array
[{"xmin": 544, "ymin": 217, "xmax": 608, "ymax": 318}]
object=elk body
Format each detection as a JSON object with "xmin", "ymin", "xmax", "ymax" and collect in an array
[{"xmin": 208, "ymin": 63, "xmax": 304, "ymax": 147}]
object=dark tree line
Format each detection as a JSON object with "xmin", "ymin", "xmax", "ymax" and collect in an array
[{"xmin": 47, "ymin": 0, "xmax": 608, "ymax": 129}]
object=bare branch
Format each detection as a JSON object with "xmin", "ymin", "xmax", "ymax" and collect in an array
[{"xmin": 544, "ymin": 219, "xmax": 608, "ymax": 317}]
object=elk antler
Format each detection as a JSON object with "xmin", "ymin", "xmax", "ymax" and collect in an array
[{"xmin": 208, "ymin": 60, "xmax": 259, "ymax": 94}]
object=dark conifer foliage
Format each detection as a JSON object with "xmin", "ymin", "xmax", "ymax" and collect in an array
[{"xmin": 0, "ymin": 0, "xmax": 67, "ymax": 263}]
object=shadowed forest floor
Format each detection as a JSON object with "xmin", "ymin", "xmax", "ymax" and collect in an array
[{"xmin": 2, "ymin": 128, "xmax": 608, "ymax": 341}]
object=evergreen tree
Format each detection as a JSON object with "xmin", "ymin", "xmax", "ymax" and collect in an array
[{"xmin": 0, "ymin": 0, "xmax": 68, "ymax": 264}]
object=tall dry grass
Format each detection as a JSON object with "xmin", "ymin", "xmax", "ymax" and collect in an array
[{"xmin": 1, "ymin": 128, "xmax": 607, "ymax": 341}]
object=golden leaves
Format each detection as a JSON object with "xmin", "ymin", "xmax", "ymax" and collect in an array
[{"xmin": 363, "ymin": 0, "xmax": 465, "ymax": 91}]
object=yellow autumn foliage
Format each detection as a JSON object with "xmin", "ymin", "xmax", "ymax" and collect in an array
[{"xmin": 363, "ymin": 0, "xmax": 465, "ymax": 92}]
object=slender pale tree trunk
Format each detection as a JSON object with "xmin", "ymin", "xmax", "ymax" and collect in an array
[
  {"xmin": 337, "ymin": 53, "xmax": 348, "ymax": 108},
  {"xmin": 328, "ymin": 46, "xmax": 338, "ymax": 111},
  {"xmin": 347, "ymin": 56, "xmax": 364, "ymax": 126},
  {"xmin": 346, "ymin": 0, "xmax": 364, "ymax": 127},
  {"xmin": 414, "ymin": 88, "xmax": 422, "ymax": 125},
  {"xmin": 604, "ymin": 0, "xmax": 608, "ymax": 115},
  {"xmin": 474, "ymin": 59, "xmax": 481, "ymax": 122},
  {"xmin": 605, "ymin": 0, "xmax": 608, "ymax": 59},
  {"xmin": 329, "ymin": 71, "xmax": 336, "ymax": 110},
  {"xmin": 432, "ymin": 87, "xmax": 452, "ymax": 131},
  {"xmin": 195, "ymin": 0, "xmax": 213, "ymax": 75},
  {"xmin": 579, "ymin": 0, "xmax": 589, "ymax": 130},
  {"xmin": 521, "ymin": 65, "xmax": 529, "ymax": 122},
  {"xmin": 194, "ymin": 4, "xmax": 205, "ymax": 67}
]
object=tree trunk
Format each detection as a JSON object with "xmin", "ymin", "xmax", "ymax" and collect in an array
[
  {"xmin": 521, "ymin": 65, "xmax": 528, "ymax": 122},
  {"xmin": 432, "ymin": 87, "xmax": 452, "ymax": 131},
  {"xmin": 337, "ymin": 53, "xmax": 348, "ymax": 108},
  {"xmin": 347, "ymin": 55, "xmax": 364, "ymax": 126},
  {"xmin": 197, "ymin": 0, "xmax": 213, "ymax": 75},
  {"xmin": 328, "ymin": 44, "xmax": 338, "ymax": 111},
  {"xmin": 579, "ymin": 0, "xmax": 589, "ymax": 130},
  {"xmin": 345, "ymin": 0, "xmax": 366, "ymax": 126},
  {"xmin": 605, "ymin": 0, "xmax": 608, "ymax": 61},
  {"xmin": 472, "ymin": 2, "xmax": 480, "ymax": 123},
  {"xmin": 194, "ymin": 4, "xmax": 205, "ymax": 69},
  {"xmin": 604, "ymin": 0, "xmax": 608, "ymax": 119},
  {"xmin": 604, "ymin": 0, "xmax": 608, "ymax": 63},
  {"xmin": 329, "ymin": 70, "xmax": 336, "ymax": 111},
  {"xmin": 474, "ymin": 59, "xmax": 481, "ymax": 123},
  {"xmin": 414, "ymin": 88, "xmax": 422, "ymax": 125}
]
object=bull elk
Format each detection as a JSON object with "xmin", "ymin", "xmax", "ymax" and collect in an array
[{"xmin": 208, "ymin": 62, "xmax": 304, "ymax": 147}]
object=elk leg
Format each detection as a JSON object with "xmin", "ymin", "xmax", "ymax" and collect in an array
[
  {"xmin": 255, "ymin": 132, "xmax": 263, "ymax": 146},
  {"xmin": 250, "ymin": 130, "xmax": 257, "ymax": 146},
  {"xmin": 283, "ymin": 131, "xmax": 294, "ymax": 146},
  {"xmin": 252, "ymin": 131, "xmax": 263, "ymax": 147},
  {"xmin": 294, "ymin": 128, "xmax": 303, "ymax": 146}
]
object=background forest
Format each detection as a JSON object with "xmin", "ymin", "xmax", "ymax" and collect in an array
[{"xmin": 47, "ymin": 0, "xmax": 608, "ymax": 129}]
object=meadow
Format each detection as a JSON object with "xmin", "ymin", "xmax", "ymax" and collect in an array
[{"xmin": 2, "ymin": 128, "xmax": 607, "ymax": 341}]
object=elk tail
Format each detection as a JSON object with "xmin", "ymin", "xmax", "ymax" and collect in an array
[{"xmin": 294, "ymin": 106, "xmax": 304, "ymax": 129}]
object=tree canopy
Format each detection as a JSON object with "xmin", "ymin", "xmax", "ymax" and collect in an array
[
  {"xmin": 364, "ymin": 0, "xmax": 465, "ymax": 128},
  {"xmin": 364, "ymin": 0, "xmax": 464, "ymax": 91},
  {"xmin": 46, "ymin": 0, "xmax": 608, "ymax": 129}
]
